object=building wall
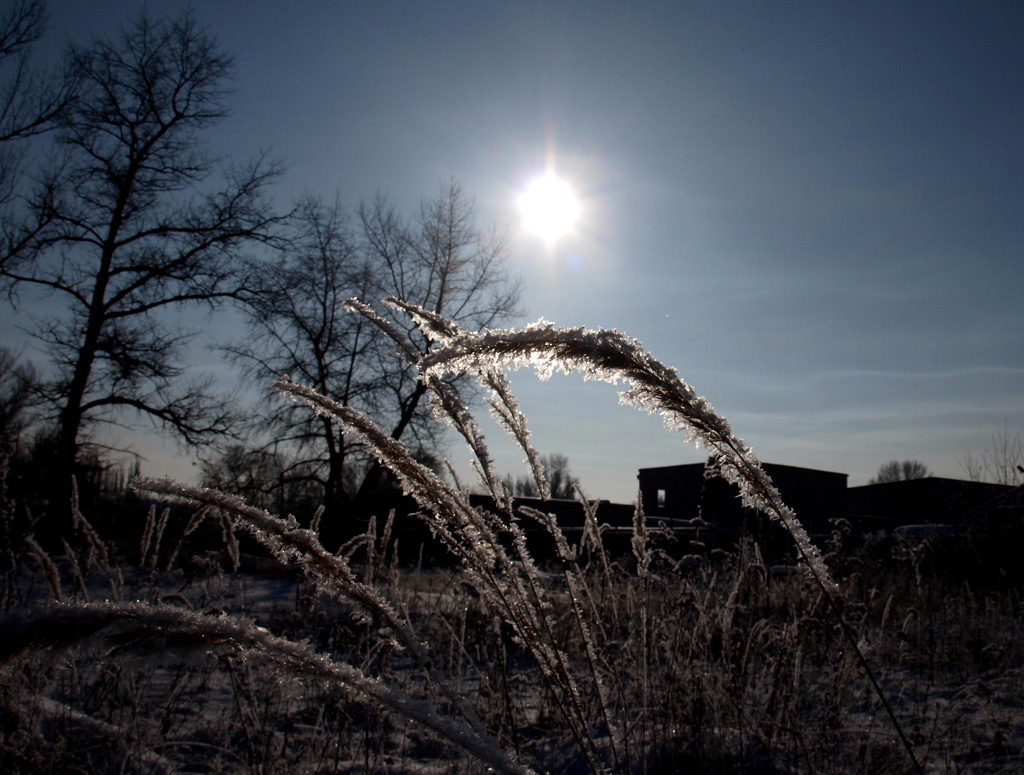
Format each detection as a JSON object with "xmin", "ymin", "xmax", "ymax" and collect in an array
[
  {"xmin": 636, "ymin": 464, "xmax": 707, "ymax": 522},
  {"xmin": 638, "ymin": 462, "xmax": 848, "ymax": 537},
  {"xmin": 847, "ymin": 478, "xmax": 1018, "ymax": 531}
]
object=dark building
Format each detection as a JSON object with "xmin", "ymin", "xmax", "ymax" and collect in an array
[
  {"xmin": 637, "ymin": 462, "xmax": 849, "ymax": 551},
  {"xmin": 846, "ymin": 477, "xmax": 1024, "ymax": 582},
  {"xmin": 338, "ymin": 464, "xmax": 1020, "ymax": 568},
  {"xmin": 847, "ymin": 477, "xmax": 1022, "ymax": 534}
]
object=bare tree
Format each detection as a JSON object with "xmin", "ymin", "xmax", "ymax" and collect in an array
[
  {"xmin": 1, "ymin": 11, "xmax": 282, "ymax": 533},
  {"xmin": 870, "ymin": 459, "xmax": 930, "ymax": 484},
  {"xmin": 200, "ymin": 444, "xmax": 321, "ymax": 516},
  {"xmin": 0, "ymin": 0, "xmax": 78, "ymax": 270},
  {"xmin": 352, "ymin": 179, "xmax": 521, "ymax": 506},
  {"xmin": 0, "ymin": 0, "xmax": 76, "ymax": 166},
  {"xmin": 224, "ymin": 194, "xmax": 376, "ymax": 522},
  {"xmin": 0, "ymin": 348, "xmax": 36, "ymax": 447},
  {"xmin": 511, "ymin": 452, "xmax": 579, "ymax": 499},
  {"xmin": 229, "ymin": 180, "xmax": 520, "ymax": 538},
  {"xmin": 961, "ymin": 422, "xmax": 1023, "ymax": 486}
]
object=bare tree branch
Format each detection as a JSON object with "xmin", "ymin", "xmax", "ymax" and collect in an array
[
  {"xmin": 225, "ymin": 181, "xmax": 521, "ymax": 538},
  {"xmin": 1, "ymin": 10, "xmax": 283, "ymax": 535}
]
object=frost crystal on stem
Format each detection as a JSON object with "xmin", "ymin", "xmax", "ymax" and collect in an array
[{"xmin": 418, "ymin": 316, "xmax": 836, "ymax": 593}]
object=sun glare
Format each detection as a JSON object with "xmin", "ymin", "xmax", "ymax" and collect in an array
[{"xmin": 518, "ymin": 173, "xmax": 580, "ymax": 244}]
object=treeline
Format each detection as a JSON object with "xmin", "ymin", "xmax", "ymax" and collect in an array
[{"xmin": 0, "ymin": 3, "xmax": 520, "ymax": 546}]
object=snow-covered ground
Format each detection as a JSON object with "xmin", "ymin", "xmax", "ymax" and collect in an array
[{"xmin": 3, "ymin": 549, "xmax": 1023, "ymax": 774}]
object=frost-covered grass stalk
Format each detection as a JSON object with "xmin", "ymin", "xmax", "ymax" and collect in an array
[
  {"xmin": 3, "ymin": 299, "xmax": 937, "ymax": 774},
  {"xmin": 1, "ymin": 601, "xmax": 535, "ymax": 775},
  {"xmin": 292, "ymin": 298, "xmax": 920, "ymax": 773},
  {"xmin": 404, "ymin": 299, "xmax": 921, "ymax": 773}
]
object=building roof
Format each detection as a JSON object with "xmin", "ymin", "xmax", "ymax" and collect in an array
[{"xmin": 637, "ymin": 461, "xmax": 849, "ymax": 479}]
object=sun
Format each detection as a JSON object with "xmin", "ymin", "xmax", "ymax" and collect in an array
[{"xmin": 518, "ymin": 172, "xmax": 580, "ymax": 244}]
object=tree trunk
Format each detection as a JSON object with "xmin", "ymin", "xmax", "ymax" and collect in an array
[{"xmin": 51, "ymin": 184, "xmax": 127, "ymax": 541}]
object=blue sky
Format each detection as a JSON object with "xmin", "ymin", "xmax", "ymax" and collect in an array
[{"xmin": 11, "ymin": 1, "xmax": 1024, "ymax": 503}]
